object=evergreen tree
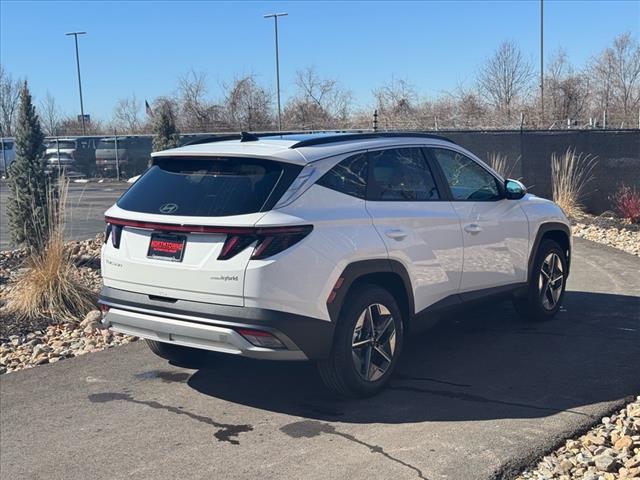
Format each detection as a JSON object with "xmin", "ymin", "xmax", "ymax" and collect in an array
[
  {"xmin": 151, "ymin": 99, "xmax": 180, "ymax": 152},
  {"xmin": 7, "ymin": 82, "xmax": 52, "ymax": 250}
]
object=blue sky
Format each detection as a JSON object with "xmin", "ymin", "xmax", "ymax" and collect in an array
[{"xmin": 1, "ymin": 0, "xmax": 638, "ymax": 120}]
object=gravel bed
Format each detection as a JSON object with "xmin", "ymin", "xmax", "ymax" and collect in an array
[
  {"xmin": 0, "ymin": 235, "xmax": 137, "ymax": 374},
  {"xmin": 571, "ymin": 213, "xmax": 640, "ymax": 257},
  {"xmin": 516, "ymin": 397, "xmax": 640, "ymax": 480}
]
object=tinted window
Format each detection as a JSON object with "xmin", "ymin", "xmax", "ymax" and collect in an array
[
  {"xmin": 97, "ymin": 140, "xmax": 116, "ymax": 149},
  {"xmin": 117, "ymin": 157, "xmax": 300, "ymax": 217},
  {"xmin": 316, "ymin": 153, "xmax": 368, "ymax": 199},
  {"xmin": 431, "ymin": 148, "xmax": 501, "ymax": 201},
  {"xmin": 369, "ymin": 148, "xmax": 440, "ymax": 201}
]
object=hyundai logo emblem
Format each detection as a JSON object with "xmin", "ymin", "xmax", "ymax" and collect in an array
[{"xmin": 159, "ymin": 203, "xmax": 178, "ymax": 214}]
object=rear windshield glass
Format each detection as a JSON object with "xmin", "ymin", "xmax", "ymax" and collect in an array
[
  {"xmin": 46, "ymin": 140, "xmax": 76, "ymax": 149},
  {"xmin": 117, "ymin": 156, "xmax": 300, "ymax": 217}
]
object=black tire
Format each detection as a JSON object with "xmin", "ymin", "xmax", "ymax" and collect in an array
[
  {"xmin": 514, "ymin": 239, "xmax": 567, "ymax": 322},
  {"xmin": 317, "ymin": 284, "xmax": 404, "ymax": 398},
  {"xmin": 145, "ymin": 339, "xmax": 208, "ymax": 367}
]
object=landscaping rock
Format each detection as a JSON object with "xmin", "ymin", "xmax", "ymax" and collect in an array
[{"xmin": 517, "ymin": 397, "xmax": 640, "ymax": 479}]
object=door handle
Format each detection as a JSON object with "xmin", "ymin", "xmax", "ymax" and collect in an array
[
  {"xmin": 384, "ymin": 229, "xmax": 408, "ymax": 241},
  {"xmin": 464, "ymin": 223, "xmax": 482, "ymax": 234}
]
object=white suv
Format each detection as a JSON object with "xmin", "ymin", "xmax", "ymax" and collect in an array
[{"xmin": 100, "ymin": 132, "xmax": 571, "ymax": 397}]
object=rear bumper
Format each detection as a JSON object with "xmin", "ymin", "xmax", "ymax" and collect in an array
[{"xmin": 98, "ymin": 286, "xmax": 335, "ymax": 361}]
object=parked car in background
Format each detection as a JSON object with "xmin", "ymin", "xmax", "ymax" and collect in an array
[
  {"xmin": 44, "ymin": 137, "xmax": 99, "ymax": 176},
  {"xmin": 100, "ymin": 132, "xmax": 572, "ymax": 397},
  {"xmin": 95, "ymin": 136, "xmax": 152, "ymax": 177},
  {"xmin": 0, "ymin": 138, "xmax": 16, "ymax": 176}
]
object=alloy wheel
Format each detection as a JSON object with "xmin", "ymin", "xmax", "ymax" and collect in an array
[
  {"xmin": 538, "ymin": 252, "xmax": 564, "ymax": 310},
  {"xmin": 351, "ymin": 303, "xmax": 397, "ymax": 382}
]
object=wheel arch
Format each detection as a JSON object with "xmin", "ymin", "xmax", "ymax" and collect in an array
[
  {"xmin": 528, "ymin": 222, "xmax": 571, "ymax": 280},
  {"xmin": 327, "ymin": 259, "xmax": 414, "ymax": 331}
]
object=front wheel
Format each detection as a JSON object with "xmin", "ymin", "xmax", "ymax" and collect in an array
[
  {"xmin": 514, "ymin": 239, "xmax": 567, "ymax": 322},
  {"xmin": 317, "ymin": 285, "xmax": 404, "ymax": 398}
]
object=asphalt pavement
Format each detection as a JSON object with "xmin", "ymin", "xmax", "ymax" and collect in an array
[
  {"xmin": 0, "ymin": 180, "xmax": 129, "ymax": 250},
  {"xmin": 1, "ymin": 237, "xmax": 639, "ymax": 480}
]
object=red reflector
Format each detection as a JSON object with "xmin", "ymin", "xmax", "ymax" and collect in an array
[
  {"xmin": 100, "ymin": 304, "xmax": 110, "ymax": 313},
  {"xmin": 237, "ymin": 328, "xmax": 274, "ymax": 338}
]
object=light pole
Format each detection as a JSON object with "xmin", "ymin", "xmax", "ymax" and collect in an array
[
  {"xmin": 66, "ymin": 31, "xmax": 87, "ymax": 136},
  {"xmin": 540, "ymin": 0, "xmax": 544, "ymax": 127},
  {"xmin": 264, "ymin": 12, "xmax": 287, "ymax": 131}
]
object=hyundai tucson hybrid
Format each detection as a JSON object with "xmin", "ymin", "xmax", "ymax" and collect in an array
[{"xmin": 99, "ymin": 132, "xmax": 571, "ymax": 397}]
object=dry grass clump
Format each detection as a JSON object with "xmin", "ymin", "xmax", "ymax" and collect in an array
[
  {"xmin": 488, "ymin": 152, "xmax": 520, "ymax": 179},
  {"xmin": 4, "ymin": 177, "xmax": 96, "ymax": 322},
  {"xmin": 551, "ymin": 148, "xmax": 597, "ymax": 217}
]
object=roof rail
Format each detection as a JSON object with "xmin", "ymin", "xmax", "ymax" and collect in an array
[
  {"xmin": 182, "ymin": 134, "xmax": 241, "ymax": 146},
  {"xmin": 288, "ymin": 132, "xmax": 455, "ymax": 149},
  {"xmin": 180, "ymin": 131, "xmax": 313, "ymax": 147}
]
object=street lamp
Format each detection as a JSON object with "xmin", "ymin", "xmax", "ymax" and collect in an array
[
  {"xmin": 66, "ymin": 31, "xmax": 87, "ymax": 135},
  {"xmin": 264, "ymin": 13, "xmax": 287, "ymax": 131}
]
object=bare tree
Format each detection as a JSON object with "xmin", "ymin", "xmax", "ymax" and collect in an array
[
  {"xmin": 478, "ymin": 40, "xmax": 533, "ymax": 124},
  {"xmin": 39, "ymin": 92, "xmax": 62, "ymax": 136},
  {"xmin": 113, "ymin": 94, "xmax": 142, "ymax": 133},
  {"xmin": 0, "ymin": 65, "xmax": 21, "ymax": 136},
  {"xmin": 221, "ymin": 75, "xmax": 273, "ymax": 130},
  {"xmin": 545, "ymin": 49, "xmax": 590, "ymax": 124},
  {"xmin": 610, "ymin": 33, "xmax": 640, "ymax": 123},
  {"xmin": 589, "ymin": 33, "xmax": 640, "ymax": 126},
  {"xmin": 284, "ymin": 67, "xmax": 352, "ymax": 129},
  {"xmin": 176, "ymin": 70, "xmax": 222, "ymax": 132},
  {"xmin": 373, "ymin": 77, "xmax": 418, "ymax": 127}
]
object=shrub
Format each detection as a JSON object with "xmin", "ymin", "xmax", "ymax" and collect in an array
[
  {"xmin": 613, "ymin": 185, "xmax": 640, "ymax": 223},
  {"xmin": 4, "ymin": 177, "xmax": 97, "ymax": 322},
  {"xmin": 488, "ymin": 152, "xmax": 520, "ymax": 179},
  {"xmin": 551, "ymin": 148, "xmax": 597, "ymax": 217},
  {"xmin": 7, "ymin": 81, "xmax": 55, "ymax": 251}
]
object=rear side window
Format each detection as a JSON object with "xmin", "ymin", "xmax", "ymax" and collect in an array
[
  {"xmin": 316, "ymin": 153, "xmax": 368, "ymax": 199},
  {"xmin": 369, "ymin": 148, "xmax": 440, "ymax": 201},
  {"xmin": 117, "ymin": 157, "xmax": 301, "ymax": 216}
]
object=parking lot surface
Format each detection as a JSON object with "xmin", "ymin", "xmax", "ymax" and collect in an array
[
  {"xmin": 0, "ymin": 180, "xmax": 129, "ymax": 250},
  {"xmin": 1, "ymin": 238, "xmax": 639, "ymax": 480}
]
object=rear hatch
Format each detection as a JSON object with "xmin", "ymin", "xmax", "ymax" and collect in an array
[{"xmin": 102, "ymin": 155, "xmax": 302, "ymax": 306}]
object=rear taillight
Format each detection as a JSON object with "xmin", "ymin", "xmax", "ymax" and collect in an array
[
  {"xmin": 103, "ymin": 222, "xmax": 122, "ymax": 248},
  {"xmin": 218, "ymin": 225, "xmax": 313, "ymax": 261},
  {"xmin": 104, "ymin": 217, "xmax": 312, "ymax": 259}
]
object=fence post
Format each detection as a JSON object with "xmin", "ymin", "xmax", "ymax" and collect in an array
[
  {"xmin": 1, "ymin": 134, "xmax": 6, "ymax": 177},
  {"xmin": 372, "ymin": 109, "xmax": 378, "ymax": 132},
  {"xmin": 114, "ymin": 130, "xmax": 120, "ymax": 181},
  {"xmin": 56, "ymin": 133, "xmax": 61, "ymax": 170},
  {"xmin": 602, "ymin": 110, "xmax": 607, "ymax": 129}
]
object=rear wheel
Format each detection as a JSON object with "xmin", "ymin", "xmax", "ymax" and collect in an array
[
  {"xmin": 317, "ymin": 285, "xmax": 404, "ymax": 398},
  {"xmin": 514, "ymin": 239, "xmax": 567, "ymax": 322},
  {"xmin": 145, "ymin": 339, "xmax": 208, "ymax": 367}
]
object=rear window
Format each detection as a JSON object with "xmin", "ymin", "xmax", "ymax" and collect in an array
[
  {"xmin": 97, "ymin": 140, "xmax": 116, "ymax": 149},
  {"xmin": 117, "ymin": 156, "xmax": 301, "ymax": 217},
  {"xmin": 46, "ymin": 140, "xmax": 76, "ymax": 149}
]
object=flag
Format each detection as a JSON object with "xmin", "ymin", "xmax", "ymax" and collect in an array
[{"xmin": 145, "ymin": 100, "xmax": 154, "ymax": 118}]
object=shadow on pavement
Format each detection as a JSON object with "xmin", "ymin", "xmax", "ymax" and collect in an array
[{"xmin": 187, "ymin": 290, "xmax": 640, "ymax": 424}]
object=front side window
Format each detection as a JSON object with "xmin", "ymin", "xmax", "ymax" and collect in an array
[
  {"xmin": 316, "ymin": 153, "xmax": 368, "ymax": 199},
  {"xmin": 368, "ymin": 148, "xmax": 440, "ymax": 201},
  {"xmin": 430, "ymin": 148, "xmax": 501, "ymax": 201},
  {"xmin": 117, "ymin": 156, "xmax": 300, "ymax": 216}
]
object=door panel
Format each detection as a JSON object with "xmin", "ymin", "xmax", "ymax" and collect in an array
[
  {"xmin": 429, "ymin": 147, "xmax": 529, "ymax": 291},
  {"xmin": 368, "ymin": 202, "xmax": 464, "ymax": 312},
  {"xmin": 450, "ymin": 200, "xmax": 529, "ymax": 291},
  {"xmin": 366, "ymin": 147, "xmax": 463, "ymax": 313}
]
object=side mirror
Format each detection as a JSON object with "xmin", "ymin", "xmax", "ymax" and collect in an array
[{"xmin": 504, "ymin": 179, "xmax": 526, "ymax": 200}]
